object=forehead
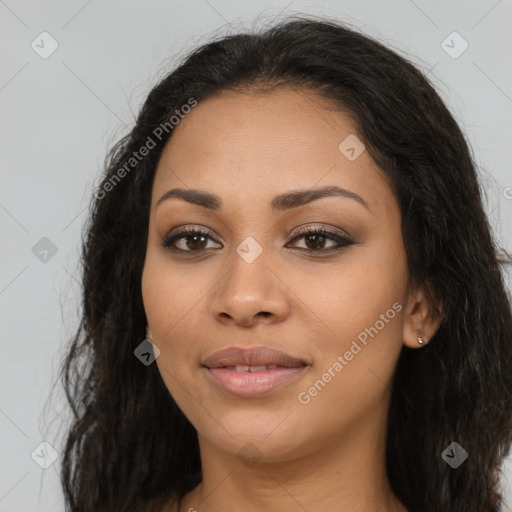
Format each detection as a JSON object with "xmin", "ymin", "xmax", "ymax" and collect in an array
[{"xmin": 151, "ymin": 88, "xmax": 391, "ymax": 214}]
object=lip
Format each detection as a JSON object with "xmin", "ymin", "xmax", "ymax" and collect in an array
[
  {"xmin": 202, "ymin": 346, "xmax": 307, "ymax": 369},
  {"xmin": 201, "ymin": 346, "xmax": 309, "ymax": 399}
]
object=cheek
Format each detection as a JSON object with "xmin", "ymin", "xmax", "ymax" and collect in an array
[
  {"xmin": 295, "ymin": 237, "xmax": 407, "ymax": 348},
  {"xmin": 142, "ymin": 247, "xmax": 202, "ymax": 333},
  {"xmin": 141, "ymin": 250, "xmax": 201, "ymax": 380},
  {"xmin": 296, "ymin": 236, "xmax": 407, "ymax": 404},
  {"xmin": 141, "ymin": 261, "xmax": 200, "ymax": 415}
]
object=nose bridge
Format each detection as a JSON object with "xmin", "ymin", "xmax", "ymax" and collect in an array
[
  {"xmin": 211, "ymin": 233, "xmax": 289, "ymax": 324},
  {"xmin": 225, "ymin": 234, "xmax": 272, "ymax": 301}
]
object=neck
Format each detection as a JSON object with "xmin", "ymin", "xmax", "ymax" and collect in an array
[{"xmin": 179, "ymin": 408, "xmax": 406, "ymax": 512}]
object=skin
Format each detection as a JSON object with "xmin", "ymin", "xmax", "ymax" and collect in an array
[{"xmin": 141, "ymin": 87, "xmax": 441, "ymax": 512}]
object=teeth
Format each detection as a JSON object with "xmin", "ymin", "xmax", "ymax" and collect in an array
[{"xmin": 232, "ymin": 365, "xmax": 279, "ymax": 372}]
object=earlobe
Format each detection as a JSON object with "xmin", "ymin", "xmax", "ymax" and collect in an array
[
  {"xmin": 402, "ymin": 284, "xmax": 442, "ymax": 349},
  {"xmin": 145, "ymin": 325, "xmax": 152, "ymax": 340}
]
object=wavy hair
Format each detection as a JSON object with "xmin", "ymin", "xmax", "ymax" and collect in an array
[{"xmin": 60, "ymin": 15, "xmax": 512, "ymax": 512}]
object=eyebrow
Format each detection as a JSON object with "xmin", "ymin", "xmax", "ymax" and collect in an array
[{"xmin": 156, "ymin": 185, "xmax": 370, "ymax": 212}]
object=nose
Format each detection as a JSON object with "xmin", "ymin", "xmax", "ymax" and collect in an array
[{"xmin": 211, "ymin": 246, "xmax": 291, "ymax": 327}]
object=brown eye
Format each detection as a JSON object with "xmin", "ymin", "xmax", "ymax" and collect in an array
[
  {"xmin": 287, "ymin": 227, "xmax": 354, "ymax": 253},
  {"xmin": 162, "ymin": 228, "xmax": 221, "ymax": 252}
]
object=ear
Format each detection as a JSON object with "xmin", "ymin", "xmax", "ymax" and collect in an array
[
  {"xmin": 145, "ymin": 324, "xmax": 152, "ymax": 340},
  {"xmin": 402, "ymin": 282, "xmax": 442, "ymax": 349}
]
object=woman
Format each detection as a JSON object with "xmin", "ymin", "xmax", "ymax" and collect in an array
[{"xmin": 60, "ymin": 15, "xmax": 512, "ymax": 512}]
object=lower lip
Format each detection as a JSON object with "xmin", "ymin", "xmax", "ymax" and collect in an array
[{"xmin": 205, "ymin": 366, "xmax": 307, "ymax": 398}]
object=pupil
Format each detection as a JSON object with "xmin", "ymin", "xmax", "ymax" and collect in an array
[
  {"xmin": 307, "ymin": 234, "xmax": 325, "ymax": 249},
  {"xmin": 189, "ymin": 235, "xmax": 206, "ymax": 250}
]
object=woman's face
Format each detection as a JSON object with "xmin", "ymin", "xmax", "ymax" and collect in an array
[{"xmin": 142, "ymin": 88, "xmax": 415, "ymax": 463}]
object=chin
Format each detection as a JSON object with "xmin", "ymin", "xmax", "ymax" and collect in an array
[
  {"xmin": 194, "ymin": 410, "xmax": 314, "ymax": 463},
  {"xmin": 211, "ymin": 431, "xmax": 307, "ymax": 465}
]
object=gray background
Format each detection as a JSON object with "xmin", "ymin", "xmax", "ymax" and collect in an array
[{"xmin": 1, "ymin": 1, "xmax": 511, "ymax": 510}]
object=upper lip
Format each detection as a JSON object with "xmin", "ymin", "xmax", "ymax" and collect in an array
[{"xmin": 202, "ymin": 346, "xmax": 307, "ymax": 369}]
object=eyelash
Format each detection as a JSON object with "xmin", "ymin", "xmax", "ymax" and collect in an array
[{"xmin": 161, "ymin": 225, "xmax": 355, "ymax": 255}]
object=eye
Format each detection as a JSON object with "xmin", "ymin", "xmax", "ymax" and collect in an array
[
  {"xmin": 162, "ymin": 226, "xmax": 221, "ymax": 252},
  {"xmin": 287, "ymin": 226, "xmax": 354, "ymax": 253},
  {"xmin": 161, "ymin": 225, "xmax": 355, "ymax": 254}
]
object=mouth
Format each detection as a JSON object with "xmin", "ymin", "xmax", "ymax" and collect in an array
[{"xmin": 201, "ymin": 346, "xmax": 309, "ymax": 398}]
